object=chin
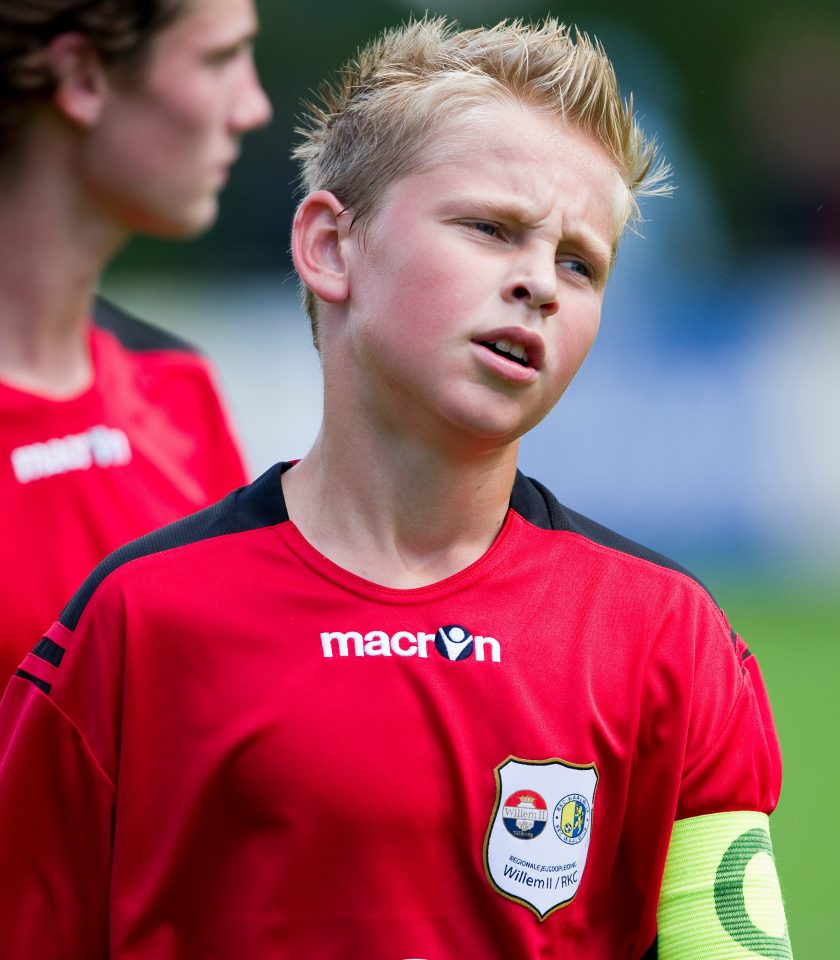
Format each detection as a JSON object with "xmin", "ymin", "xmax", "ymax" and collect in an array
[
  {"xmin": 446, "ymin": 412, "xmax": 531, "ymax": 449},
  {"xmin": 141, "ymin": 197, "xmax": 220, "ymax": 239},
  {"xmin": 447, "ymin": 396, "xmax": 546, "ymax": 446}
]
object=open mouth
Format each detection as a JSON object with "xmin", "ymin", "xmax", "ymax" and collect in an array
[{"xmin": 479, "ymin": 338, "xmax": 531, "ymax": 367}]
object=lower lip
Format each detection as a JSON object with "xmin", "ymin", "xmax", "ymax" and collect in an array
[{"xmin": 472, "ymin": 342, "xmax": 539, "ymax": 384}]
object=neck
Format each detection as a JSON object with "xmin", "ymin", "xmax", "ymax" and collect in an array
[
  {"xmin": 0, "ymin": 131, "xmax": 127, "ymax": 397},
  {"xmin": 282, "ymin": 423, "xmax": 520, "ymax": 589}
]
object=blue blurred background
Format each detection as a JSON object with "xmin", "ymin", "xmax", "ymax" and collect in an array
[{"xmin": 101, "ymin": 2, "xmax": 839, "ymax": 952}]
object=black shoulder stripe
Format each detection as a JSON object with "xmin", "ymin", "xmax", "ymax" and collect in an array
[
  {"xmin": 15, "ymin": 669, "xmax": 51, "ymax": 695},
  {"xmin": 60, "ymin": 463, "xmax": 291, "ymax": 632},
  {"xmin": 510, "ymin": 471, "xmax": 713, "ymax": 597},
  {"xmin": 93, "ymin": 296, "xmax": 198, "ymax": 354},
  {"xmin": 32, "ymin": 636, "xmax": 65, "ymax": 667}
]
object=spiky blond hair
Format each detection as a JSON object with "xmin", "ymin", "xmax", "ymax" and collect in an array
[{"xmin": 293, "ymin": 16, "xmax": 671, "ymax": 344}]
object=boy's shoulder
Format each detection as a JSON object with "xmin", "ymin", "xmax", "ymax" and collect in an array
[
  {"xmin": 60, "ymin": 465, "xmax": 288, "ymax": 632},
  {"xmin": 511, "ymin": 470, "xmax": 712, "ymax": 596}
]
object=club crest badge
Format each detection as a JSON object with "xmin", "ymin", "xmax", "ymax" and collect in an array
[{"xmin": 484, "ymin": 756, "xmax": 599, "ymax": 920}]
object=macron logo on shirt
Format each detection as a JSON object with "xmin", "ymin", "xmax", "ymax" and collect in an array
[
  {"xmin": 11, "ymin": 425, "xmax": 132, "ymax": 484},
  {"xmin": 320, "ymin": 623, "xmax": 502, "ymax": 663}
]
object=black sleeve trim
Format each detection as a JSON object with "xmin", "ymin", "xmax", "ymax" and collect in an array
[
  {"xmin": 60, "ymin": 463, "xmax": 291, "ymax": 632},
  {"xmin": 510, "ymin": 470, "xmax": 713, "ymax": 596},
  {"xmin": 93, "ymin": 296, "xmax": 198, "ymax": 354},
  {"xmin": 15, "ymin": 669, "xmax": 51, "ymax": 695},
  {"xmin": 640, "ymin": 935, "xmax": 658, "ymax": 958},
  {"xmin": 32, "ymin": 636, "xmax": 65, "ymax": 667}
]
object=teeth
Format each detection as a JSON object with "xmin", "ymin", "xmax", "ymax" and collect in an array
[
  {"xmin": 510, "ymin": 343, "xmax": 529, "ymax": 363},
  {"xmin": 492, "ymin": 339, "xmax": 529, "ymax": 364}
]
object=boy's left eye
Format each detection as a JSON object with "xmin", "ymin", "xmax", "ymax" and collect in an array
[{"xmin": 558, "ymin": 258, "xmax": 593, "ymax": 279}]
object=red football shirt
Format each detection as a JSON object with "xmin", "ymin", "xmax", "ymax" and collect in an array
[
  {"xmin": 0, "ymin": 299, "xmax": 247, "ymax": 685},
  {"xmin": 0, "ymin": 465, "xmax": 781, "ymax": 959}
]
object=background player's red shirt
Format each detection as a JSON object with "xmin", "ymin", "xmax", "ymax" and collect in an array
[
  {"xmin": 0, "ymin": 299, "xmax": 247, "ymax": 685},
  {"xmin": 0, "ymin": 465, "xmax": 781, "ymax": 959}
]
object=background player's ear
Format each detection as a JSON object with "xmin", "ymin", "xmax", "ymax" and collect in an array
[
  {"xmin": 291, "ymin": 191, "xmax": 352, "ymax": 306},
  {"xmin": 47, "ymin": 33, "xmax": 108, "ymax": 128}
]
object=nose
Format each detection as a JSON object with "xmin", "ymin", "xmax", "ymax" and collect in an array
[
  {"xmin": 503, "ymin": 251, "xmax": 559, "ymax": 317},
  {"xmin": 231, "ymin": 57, "xmax": 273, "ymax": 133}
]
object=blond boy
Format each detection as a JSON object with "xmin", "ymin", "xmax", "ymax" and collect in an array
[{"xmin": 0, "ymin": 19, "xmax": 789, "ymax": 959}]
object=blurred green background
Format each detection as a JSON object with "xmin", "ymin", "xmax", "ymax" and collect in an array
[{"xmin": 102, "ymin": 1, "xmax": 840, "ymax": 955}]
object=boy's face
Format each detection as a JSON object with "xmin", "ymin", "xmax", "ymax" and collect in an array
[
  {"xmin": 338, "ymin": 100, "xmax": 627, "ymax": 450},
  {"xmin": 83, "ymin": 0, "xmax": 271, "ymax": 237}
]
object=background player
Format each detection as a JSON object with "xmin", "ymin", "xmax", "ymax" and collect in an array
[
  {"xmin": 0, "ymin": 17, "xmax": 790, "ymax": 959},
  {"xmin": 0, "ymin": 0, "xmax": 272, "ymax": 684}
]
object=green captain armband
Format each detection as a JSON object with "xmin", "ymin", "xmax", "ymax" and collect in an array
[{"xmin": 657, "ymin": 811, "xmax": 792, "ymax": 959}]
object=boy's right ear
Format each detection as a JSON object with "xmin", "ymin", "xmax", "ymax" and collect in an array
[
  {"xmin": 291, "ymin": 191, "xmax": 353, "ymax": 305},
  {"xmin": 46, "ymin": 33, "xmax": 109, "ymax": 127}
]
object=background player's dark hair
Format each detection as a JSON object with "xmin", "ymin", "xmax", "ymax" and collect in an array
[{"xmin": 0, "ymin": 0, "xmax": 184, "ymax": 154}]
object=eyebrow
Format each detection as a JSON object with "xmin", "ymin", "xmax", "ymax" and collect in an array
[{"xmin": 559, "ymin": 224, "xmax": 617, "ymax": 275}]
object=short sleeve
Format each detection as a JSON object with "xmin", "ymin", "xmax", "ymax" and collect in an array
[
  {"xmin": 677, "ymin": 614, "xmax": 782, "ymax": 820},
  {"xmin": 0, "ymin": 669, "xmax": 114, "ymax": 959}
]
